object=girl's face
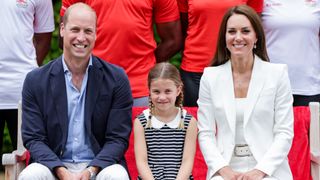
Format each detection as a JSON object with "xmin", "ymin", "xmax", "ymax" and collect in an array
[
  {"xmin": 225, "ymin": 14, "xmax": 257, "ymax": 60},
  {"xmin": 150, "ymin": 78, "xmax": 181, "ymax": 112}
]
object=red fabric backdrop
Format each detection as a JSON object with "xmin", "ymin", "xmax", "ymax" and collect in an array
[
  {"xmin": 288, "ymin": 106, "xmax": 312, "ymax": 180},
  {"xmin": 126, "ymin": 106, "xmax": 312, "ymax": 180}
]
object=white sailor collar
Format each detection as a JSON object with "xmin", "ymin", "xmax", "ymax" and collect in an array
[{"xmin": 142, "ymin": 108, "xmax": 187, "ymax": 129}]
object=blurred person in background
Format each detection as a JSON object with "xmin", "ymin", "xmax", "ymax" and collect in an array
[
  {"xmin": 262, "ymin": 2, "xmax": 320, "ymax": 179},
  {"xmin": 262, "ymin": 0, "xmax": 320, "ymax": 106},
  {"xmin": 0, "ymin": 0, "xmax": 54, "ymax": 162}
]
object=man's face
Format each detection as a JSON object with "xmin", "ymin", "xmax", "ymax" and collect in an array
[{"xmin": 60, "ymin": 9, "xmax": 96, "ymax": 61}]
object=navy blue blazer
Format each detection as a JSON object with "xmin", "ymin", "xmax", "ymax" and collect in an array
[{"xmin": 21, "ymin": 55, "xmax": 133, "ymax": 171}]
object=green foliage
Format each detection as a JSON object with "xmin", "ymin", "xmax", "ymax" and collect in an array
[
  {"xmin": 170, "ymin": 53, "xmax": 182, "ymax": 68},
  {"xmin": 44, "ymin": 1, "xmax": 63, "ymax": 64},
  {"xmin": 2, "ymin": 123, "xmax": 13, "ymax": 154}
]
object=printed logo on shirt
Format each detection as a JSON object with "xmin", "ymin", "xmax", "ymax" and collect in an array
[
  {"xmin": 16, "ymin": 0, "xmax": 28, "ymax": 8},
  {"xmin": 305, "ymin": 0, "xmax": 317, "ymax": 7},
  {"xmin": 265, "ymin": 2, "xmax": 282, "ymax": 7}
]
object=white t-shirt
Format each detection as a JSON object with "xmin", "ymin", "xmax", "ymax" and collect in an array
[
  {"xmin": 0, "ymin": 0, "xmax": 54, "ymax": 109},
  {"xmin": 262, "ymin": 0, "xmax": 320, "ymax": 95},
  {"xmin": 235, "ymin": 98, "xmax": 247, "ymax": 145}
]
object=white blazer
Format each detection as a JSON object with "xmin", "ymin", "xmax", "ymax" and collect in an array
[{"xmin": 197, "ymin": 56, "xmax": 294, "ymax": 180}]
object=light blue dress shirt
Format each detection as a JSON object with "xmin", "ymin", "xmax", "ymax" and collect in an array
[{"xmin": 61, "ymin": 56, "xmax": 95, "ymax": 163}]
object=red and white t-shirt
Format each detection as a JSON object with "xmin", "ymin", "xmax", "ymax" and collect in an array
[
  {"xmin": 0, "ymin": 0, "xmax": 54, "ymax": 109},
  {"xmin": 61, "ymin": 0, "xmax": 180, "ymax": 98}
]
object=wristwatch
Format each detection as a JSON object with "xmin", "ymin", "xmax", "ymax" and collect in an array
[{"xmin": 87, "ymin": 167, "xmax": 97, "ymax": 180}]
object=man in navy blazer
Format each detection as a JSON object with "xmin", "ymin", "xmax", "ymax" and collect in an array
[{"xmin": 19, "ymin": 3, "xmax": 133, "ymax": 180}]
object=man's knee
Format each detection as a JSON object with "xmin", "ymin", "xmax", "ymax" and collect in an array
[
  {"xmin": 96, "ymin": 164, "xmax": 129, "ymax": 180},
  {"xmin": 19, "ymin": 163, "xmax": 55, "ymax": 180}
]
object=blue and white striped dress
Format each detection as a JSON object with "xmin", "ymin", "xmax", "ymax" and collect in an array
[{"xmin": 137, "ymin": 109, "xmax": 194, "ymax": 180}]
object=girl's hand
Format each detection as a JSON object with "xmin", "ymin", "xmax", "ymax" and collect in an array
[{"xmin": 218, "ymin": 166, "xmax": 242, "ymax": 180}]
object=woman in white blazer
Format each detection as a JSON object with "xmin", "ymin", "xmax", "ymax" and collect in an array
[{"xmin": 198, "ymin": 5, "xmax": 294, "ymax": 180}]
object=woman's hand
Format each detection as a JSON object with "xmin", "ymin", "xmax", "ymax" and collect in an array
[{"xmin": 218, "ymin": 166, "xmax": 242, "ymax": 180}]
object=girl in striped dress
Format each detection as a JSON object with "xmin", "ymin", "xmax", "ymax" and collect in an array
[{"xmin": 134, "ymin": 62, "xmax": 198, "ymax": 180}]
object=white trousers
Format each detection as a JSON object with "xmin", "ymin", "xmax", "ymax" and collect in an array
[
  {"xmin": 18, "ymin": 162, "xmax": 129, "ymax": 180},
  {"xmin": 211, "ymin": 156, "xmax": 277, "ymax": 180}
]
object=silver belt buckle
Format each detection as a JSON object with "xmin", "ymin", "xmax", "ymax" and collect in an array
[{"xmin": 234, "ymin": 144, "xmax": 252, "ymax": 157}]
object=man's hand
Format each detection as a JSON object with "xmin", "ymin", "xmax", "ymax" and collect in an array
[
  {"xmin": 77, "ymin": 166, "xmax": 100, "ymax": 180},
  {"xmin": 55, "ymin": 167, "xmax": 78, "ymax": 180},
  {"xmin": 237, "ymin": 169, "xmax": 266, "ymax": 180},
  {"xmin": 77, "ymin": 169, "xmax": 90, "ymax": 180},
  {"xmin": 218, "ymin": 166, "xmax": 242, "ymax": 180}
]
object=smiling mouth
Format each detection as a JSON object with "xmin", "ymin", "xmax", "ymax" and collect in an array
[
  {"xmin": 233, "ymin": 44, "xmax": 246, "ymax": 48},
  {"xmin": 73, "ymin": 44, "xmax": 87, "ymax": 48},
  {"xmin": 157, "ymin": 102, "xmax": 168, "ymax": 104}
]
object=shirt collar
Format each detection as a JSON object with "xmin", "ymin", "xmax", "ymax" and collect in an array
[
  {"xmin": 143, "ymin": 108, "xmax": 186, "ymax": 129},
  {"xmin": 62, "ymin": 55, "xmax": 93, "ymax": 73}
]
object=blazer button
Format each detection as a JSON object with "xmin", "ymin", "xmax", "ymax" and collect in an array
[{"xmin": 60, "ymin": 150, "xmax": 63, "ymax": 156}]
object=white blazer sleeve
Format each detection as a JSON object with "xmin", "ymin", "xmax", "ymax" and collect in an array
[
  {"xmin": 197, "ymin": 69, "xmax": 228, "ymax": 177},
  {"xmin": 255, "ymin": 65, "xmax": 294, "ymax": 176}
]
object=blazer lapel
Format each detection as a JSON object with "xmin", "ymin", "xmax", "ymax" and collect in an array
[
  {"xmin": 50, "ymin": 57, "xmax": 68, "ymax": 138},
  {"xmin": 222, "ymin": 61, "xmax": 237, "ymax": 137},
  {"xmin": 244, "ymin": 56, "xmax": 266, "ymax": 127},
  {"xmin": 84, "ymin": 57, "xmax": 102, "ymax": 133}
]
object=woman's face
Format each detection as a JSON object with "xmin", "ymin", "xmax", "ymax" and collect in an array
[{"xmin": 225, "ymin": 14, "xmax": 257, "ymax": 60}]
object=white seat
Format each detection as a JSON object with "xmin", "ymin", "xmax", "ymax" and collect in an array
[
  {"xmin": 2, "ymin": 101, "xmax": 28, "ymax": 180},
  {"xmin": 309, "ymin": 102, "xmax": 320, "ymax": 180}
]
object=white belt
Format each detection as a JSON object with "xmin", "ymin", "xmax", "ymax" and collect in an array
[{"xmin": 234, "ymin": 144, "xmax": 252, "ymax": 157}]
